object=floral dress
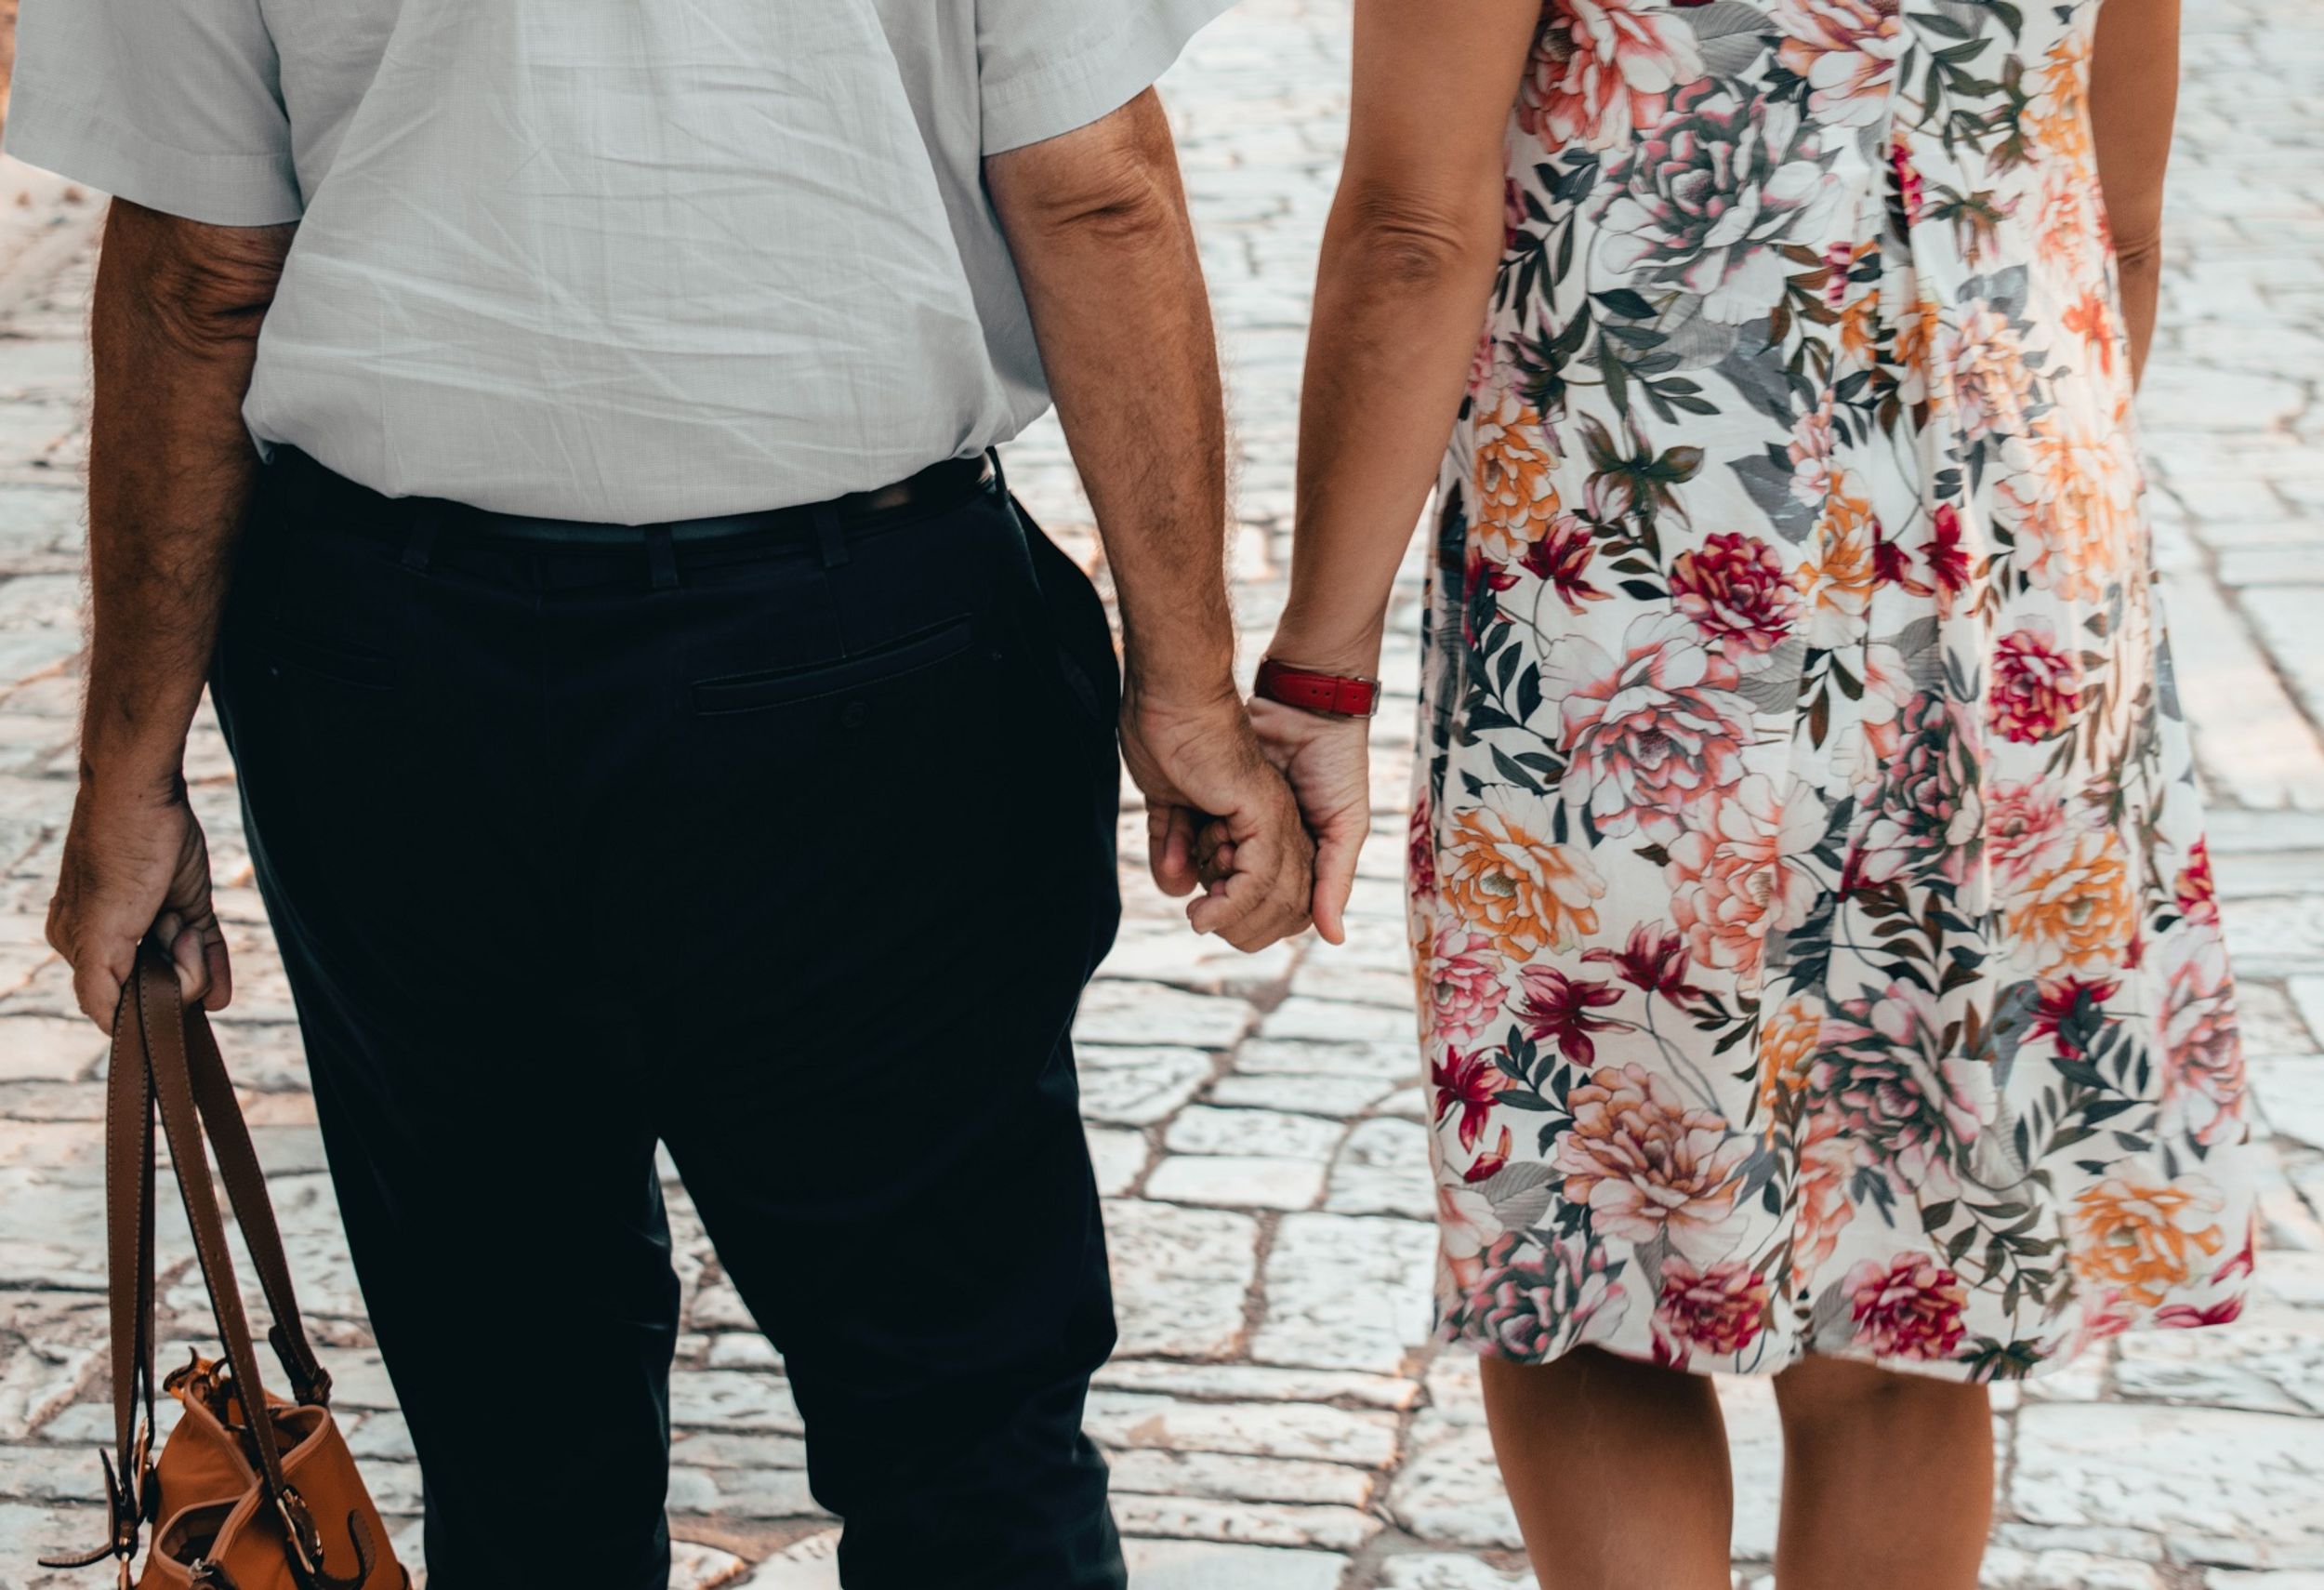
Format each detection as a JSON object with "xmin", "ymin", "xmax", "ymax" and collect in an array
[{"xmin": 1413, "ymin": 0, "xmax": 2257, "ymax": 1379}]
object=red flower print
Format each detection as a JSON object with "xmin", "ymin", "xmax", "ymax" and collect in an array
[
  {"xmin": 1670, "ymin": 531, "xmax": 1801, "ymax": 657},
  {"xmin": 1987, "ymin": 620, "xmax": 2081, "ymax": 742},
  {"xmin": 1652, "ymin": 1257, "xmax": 1769, "ymax": 1361},
  {"xmin": 1433, "ymin": 1046, "xmax": 1513, "ymax": 1152},
  {"xmin": 1843, "ymin": 1253, "xmax": 1970, "ymax": 1359},
  {"xmin": 1873, "ymin": 534, "xmax": 1923, "ymax": 595},
  {"xmin": 2029, "ymin": 976, "xmax": 2120, "ymax": 1055},
  {"xmin": 1515, "ymin": 966, "xmax": 1624, "ymax": 1066},
  {"xmin": 1889, "ymin": 134, "xmax": 1924, "ymax": 222},
  {"xmin": 2155, "ymin": 1297, "xmax": 2245, "ymax": 1330},
  {"xmin": 1465, "ymin": 1125, "xmax": 1515, "ymax": 1184},
  {"xmin": 1924, "ymin": 503, "xmax": 1973, "ymax": 603},
  {"xmin": 1520, "ymin": 513, "xmax": 1611, "ymax": 615},
  {"xmin": 1584, "ymin": 922, "xmax": 1710, "ymax": 1007},
  {"xmin": 1408, "ymin": 795, "xmax": 1437, "ymax": 898},
  {"xmin": 2174, "ymin": 838, "xmax": 2219, "ymax": 928}
]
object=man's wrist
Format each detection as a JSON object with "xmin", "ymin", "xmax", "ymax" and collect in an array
[
  {"xmin": 77, "ymin": 748, "xmax": 190, "ymax": 806},
  {"xmin": 1122, "ymin": 653, "xmax": 1242, "ymax": 719}
]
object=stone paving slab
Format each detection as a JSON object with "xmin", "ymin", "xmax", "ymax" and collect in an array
[{"xmin": 1, "ymin": 0, "xmax": 2322, "ymax": 1584}]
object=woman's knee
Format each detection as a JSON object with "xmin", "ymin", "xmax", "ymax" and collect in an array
[{"xmin": 1774, "ymin": 1354, "xmax": 1989, "ymax": 1442}]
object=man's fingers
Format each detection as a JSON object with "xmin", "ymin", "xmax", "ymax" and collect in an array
[
  {"xmin": 200, "ymin": 932, "xmax": 234, "ymax": 1013},
  {"xmin": 1148, "ymin": 803, "xmax": 1200, "ymax": 897},
  {"xmin": 1186, "ymin": 820, "xmax": 1313, "ymax": 949},
  {"xmin": 162, "ymin": 914, "xmax": 215, "ymax": 1008},
  {"xmin": 70, "ymin": 957, "xmax": 126, "ymax": 1033}
]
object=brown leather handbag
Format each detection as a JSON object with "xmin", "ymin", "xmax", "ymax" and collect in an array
[{"xmin": 44, "ymin": 945, "xmax": 407, "ymax": 1590}]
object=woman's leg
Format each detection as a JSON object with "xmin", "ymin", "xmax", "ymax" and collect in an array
[
  {"xmin": 1479, "ymin": 1347, "xmax": 1736, "ymax": 1590},
  {"xmin": 1771, "ymin": 1356, "xmax": 1993, "ymax": 1590}
]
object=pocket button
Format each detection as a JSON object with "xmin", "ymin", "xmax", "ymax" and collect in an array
[{"xmin": 840, "ymin": 699, "xmax": 872, "ymax": 730}]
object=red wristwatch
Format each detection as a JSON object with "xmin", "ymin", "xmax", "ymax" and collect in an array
[{"xmin": 1255, "ymin": 657, "xmax": 1381, "ymax": 719}]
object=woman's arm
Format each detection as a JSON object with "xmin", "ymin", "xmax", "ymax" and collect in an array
[
  {"xmin": 2089, "ymin": 0, "xmax": 2181, "ymax": 386},
  {"xmin": 1246, "ymin": 0, "xmax": 1541, "ymax": 944},
  {"xmin": 1270, "ymin": 0, "xmax": 1544, "ymax": 676}
]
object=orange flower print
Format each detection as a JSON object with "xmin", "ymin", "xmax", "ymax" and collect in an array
[
  {"xmin": 2007, "ymin": 829, "xmax": 2137, "ymax": 981},
  {"xmin": 1755, "ymin": 996, "xmax": 1825, "ymax": 1125},
  {"xmin": 1892, "ymin": 295, "xmax": 1944, "ymax": 404},
  {"xmin": 1794, "ymin": 486, "xmax": 1879, "ymax": 647},
  {"xmin": 1999, "ymin": 405, "xmax": 2138, "ymax": 603},
  {"xmin": 2070, "ymin": 1177, "xmax": 2228, "ymax": 1308},
  {"xmin": 2036, "ymin": 164, "xmax": 2106, "ymax": 279},
  {"xmin": 1552, "ymin": 1061, "xmax": 1753, "ymax": 1251},
  {"xmin": 2025, "ymin": 33, "xmax": 2094, "ymax": 164},
  {"xmin": 1440, "ymin": 791, "xmax": 1606, "ymax": 959},
  {"xmin": 1472, "ymin": 391, "xmax": 1562, "ymax": 563},
  {"xmin": 2060, "ymin": 290, "xmax": 2118, "ymax": 378},
  {"xmin": 1791, "ymin": 1111, "xmax": 1858, "ymax": 1282}
]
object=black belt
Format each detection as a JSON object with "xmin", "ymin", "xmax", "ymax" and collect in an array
[{"xmin": 263, "ymin": 446, "xmax": 1001, "ymax": 553}]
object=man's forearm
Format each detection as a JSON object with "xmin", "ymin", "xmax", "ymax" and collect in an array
[
  {"xmin": 989, "ymin": 91, "xmax": 1236, "ymax": 709},
  {"xmin": 83, "ymin": 203, "xmax": 292, "ymax": 798}
]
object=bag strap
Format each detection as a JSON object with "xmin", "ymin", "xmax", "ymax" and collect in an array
[
  {"xmin": 51, "ymin": 946, "xmax": 346, "ymax": 1584},
  {"xmin": 180, "ymin": 1000, "xmax": 333, "ymax": 1407},
  {"xmin": 92, "ymin": 954, "xmax": 161, "ymax": 1570},
  {"xmin": 135, "ymin": 949, "xmax": 296, "ymax": 1489}
]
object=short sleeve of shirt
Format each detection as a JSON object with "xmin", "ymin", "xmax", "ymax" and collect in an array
[
  {"xmin": 977, "ymin": 0, "xmax": 1236, "ymax": 155},
  {"xmin": 3, "ymin": 0, "xmax": 301, "ymax": 227}
]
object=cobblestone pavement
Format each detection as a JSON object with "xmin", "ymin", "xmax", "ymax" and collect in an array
[{"xmin": 1, "ymin": 1, "xmax": 2321, "ymax": 1586}]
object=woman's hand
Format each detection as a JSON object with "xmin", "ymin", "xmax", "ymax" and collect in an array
[{"xmin": 1243, "ymin": 697, "xmax": 1373, "ymax": 945}]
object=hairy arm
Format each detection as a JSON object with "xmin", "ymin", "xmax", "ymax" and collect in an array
[
  {"xmin": 989, "ymin": 90, "xmax": 1311, "ymax": 949},
  {"xmin": 1249, "ymin": 0, "xmax": 1540, "ymax": 941},
  {"xmin": 47, "ymin": 201, "xmax": 294, "ymax": 1022},
  {"xmin": 2089, "ymin": 0, "xmax": 2180, "ymax": 385}
]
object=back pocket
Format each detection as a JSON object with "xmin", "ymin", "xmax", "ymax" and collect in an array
[{"xmin": 691, "ymin": 616, "xmax": 976, "ymax": 715}]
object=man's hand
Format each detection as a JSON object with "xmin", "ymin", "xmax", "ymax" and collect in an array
[
  {"xmin": 1123, "ymin": 686, "xmax": 1315, "ymax": 951},
  {"xmin": 48, "ymin": 775, "xmax": 230, "ymax": 1027},
  {"xmin": 1246, "ymin": 698, "xmax": 1372, "ymax": 946}
]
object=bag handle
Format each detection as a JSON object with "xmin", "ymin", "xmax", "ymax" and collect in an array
[{"xmin": 54, "ymin": 945, "xmax": 344, "ymax": 1582}]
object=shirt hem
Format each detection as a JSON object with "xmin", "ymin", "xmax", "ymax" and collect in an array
[
  {"xmin": 981, "ymin": 0, "xmax": 1236, "ymax": 154},
  {"xmin": 2, "ymin": 86, "xmax": 302, "ymax": 228}
]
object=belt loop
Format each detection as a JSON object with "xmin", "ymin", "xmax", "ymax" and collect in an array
[
  {"xmin": 984, "ymin": 447, "xmax": 1010, "ymax": 504},
  {"xmin": 401, "ymin": 507, "xmax": 440, "ymax": 574},
  {"xmin": 812, "ymin": 501, "xmax": 850, "ymax": 569},
  {"xmin": 645, "ymin": 525, "xmax": 680, "ymax": 592}
]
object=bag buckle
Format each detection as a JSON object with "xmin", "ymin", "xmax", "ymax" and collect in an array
[
  {"xmin": 34, "ymin": 1439, "xmax": 149, "ymax": 1573},
  {"xmin": 275, "ymin": 1485, "xmax": 374, "ymax": 1590}
]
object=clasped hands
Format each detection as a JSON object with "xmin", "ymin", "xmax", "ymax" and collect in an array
[{"xmin": 1121, "ymin": 677, "xmax": 1374, "ymax": 955}]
